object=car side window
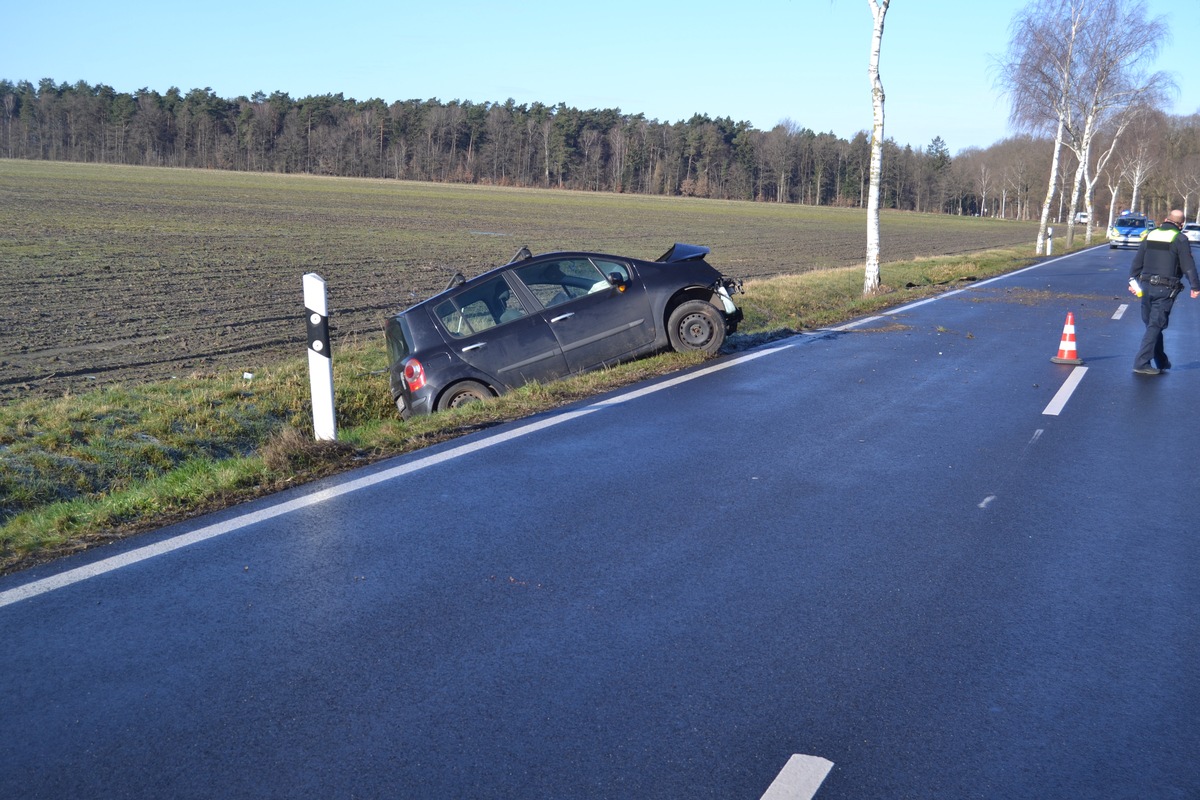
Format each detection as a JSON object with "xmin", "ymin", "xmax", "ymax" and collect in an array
[
  {"xmin": 513, "ymin": 259, "xmax": 609, "ymax": 309},
  {"xmin": 435, "ymin": 275, "xmax": 526, "ymax": 339},
  {"xmin": 592, "ymin": 259, "xmax": 630, "ymax": 284}
]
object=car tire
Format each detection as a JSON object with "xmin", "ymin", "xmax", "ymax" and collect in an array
[
  {"xmin": 436, "ymin": 380, "xmax": 492, "ymax": 412},
  {"xmin": 667, "ymin": 300, "xmax": 725, "ymax": 354}
]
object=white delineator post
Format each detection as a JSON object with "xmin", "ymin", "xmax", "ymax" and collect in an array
[{"xmin": 303, "ymin": 273, "xmax": 337, "ymax": 441}]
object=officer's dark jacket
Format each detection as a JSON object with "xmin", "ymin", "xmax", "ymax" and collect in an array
[{"xmin": 1130, "ymin": 222, "xmax": 1200, "ymax": 289}]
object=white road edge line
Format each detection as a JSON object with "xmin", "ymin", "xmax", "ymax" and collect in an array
[
  {"xmin": 760, "ymin": 754, "xmax": 835, "ymax": 800},
  {"xmin": 0, "ymin": 343, "xmax": 797, "ymax": 608},
  {"xmin": 2, "ymin": 248, "xmax": 1100, "ymax": 607},
  {"xmin": 1042, "ymin": 366, "xmax": 1088, "ymax": 416},
  {"xmin": 1113, "ymin": 303, "xmax": 1129, "ymax": 320}
]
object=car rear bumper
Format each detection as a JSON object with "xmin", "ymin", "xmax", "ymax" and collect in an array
[{"xmin": 396, "ymin": 391, "xmax": 434, "ymax": 419}]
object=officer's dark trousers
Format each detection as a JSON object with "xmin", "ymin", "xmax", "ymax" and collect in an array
[{"xmin": 1136, "ymin": 284, "xmax": 1177, "ymax": 368}]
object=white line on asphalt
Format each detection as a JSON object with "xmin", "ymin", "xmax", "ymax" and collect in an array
[
  {"xmin": 1114, "ymin": 303, "xmax": 1129, "ymax": 320},
  {"xmin": 760, "ymin": 754, "xmax": 835, "ymax": 800},
  {"xmin": 0, "ymin": 345, "xmax": 798, "ymax": 608},
  {"xmin": 1042, "ymin": 366, "xmax": 1088, "ymax": 416},
  {"xmin": 1, "ymin": 409, "xmax": 604, "ymax": 608},
  {"xmin": 591, "ymin": 342, "xmax": 793, "ymax": 407},
  {"xmin": 0, "ymin": 249, "xmax": 1101, "ymax": 607},
  {"xmin": 1026, "ymin": 428, "xmax": 1044, "ymax": 449},
  {"xmin": 831, "ymin": 250, "xmax": 1084, "ymax": 329}
]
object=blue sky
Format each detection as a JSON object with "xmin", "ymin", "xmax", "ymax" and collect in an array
[{"xmin": 5, "ymin": 1, "xmax": 1196, "ymax": 154}]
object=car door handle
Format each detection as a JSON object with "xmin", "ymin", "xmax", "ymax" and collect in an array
[
  {"xmin": 461, "ymin": 342, "xmax": 486, "ymax": 352},
  {"xmin": 550, "ymin": 312, "xmax": 575, "ymax": 323}
]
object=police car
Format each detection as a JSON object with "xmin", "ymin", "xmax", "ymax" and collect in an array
[{"xmin": 1107, "ymin": 212, "xmax": 1155, "ymax": 249}]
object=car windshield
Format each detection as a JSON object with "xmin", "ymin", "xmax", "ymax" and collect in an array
[{"xmin": 1115, "ymin": 218, "xmax": 1145, "ymax": 228}]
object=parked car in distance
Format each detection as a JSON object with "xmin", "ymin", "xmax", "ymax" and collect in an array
[
  {"xmin": 1183, "ymin": 222, "xmax": 1200, "ymax": 245},
  {"xmin": 1074, "ymin": 211, "xmax": 1089, "ymax": 224},
  {"xmin": 1108, "ymin": 214, "xmax": 1155, "ymax": 248},
  {"xmin": 384, "ymin": 244, "xmax": 743, "ymax": 417}
]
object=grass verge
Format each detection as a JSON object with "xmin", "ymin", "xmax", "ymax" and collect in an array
[{"xmin": 0, "ymin": 243, "xmax": 1062, "ymax": 573}]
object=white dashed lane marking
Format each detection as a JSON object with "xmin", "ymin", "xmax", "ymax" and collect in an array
[
  {"xmin": 1042, "ymin": 366, "xmax": 1088, "ymax": 416},
  {"xmin": 760, "ymin": 754, "xmax": 835, "ymax": 799}
]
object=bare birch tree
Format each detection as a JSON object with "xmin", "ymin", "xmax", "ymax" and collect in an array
[
  {"xmin": 1000, "ymin": 0, "xmax": 1090, "ymax": 255},
  {"xmin": 992, "ymin": 135, "xmax": 1040, "ymax": 220},
  {"xmin": 1062, "ymin": 0, "xmax": 1167, "ymax": 246},
  {"xmin": 1079, "ymin": 124, "xmax": 1136, "ymax": 240},
  {"xmin": 864, "ymin": 0, "xmax": 889, "ymax": 295},
  {"xmin": 1174, "ymin": 153, "xmax": 1200, "ymax": 221},
  {"xmin": 977, "ymin": 160, "xmax": 993, "ymax": 216},
  {"xmin": 1123, "ymin": 141, "xmax": 1157, "ymax": 213}
]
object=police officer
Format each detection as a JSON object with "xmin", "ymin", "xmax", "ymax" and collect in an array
[{"xmin": 1128, "ymin": 209, "xmax": 1200, "ymax": 375}]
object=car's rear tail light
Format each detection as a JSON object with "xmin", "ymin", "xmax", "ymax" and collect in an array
[{"xmin": 403, "ymin": 358, "xmax": 426, "ymax": 391}]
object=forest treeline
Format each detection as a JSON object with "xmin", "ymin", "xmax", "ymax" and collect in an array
[
  {"xmin": 0, "ymin": 78, "xmax": 1009, "ymax": 214},
  {"xmin": 3, "ymin": 78, "xmax": 1198, "ymax": 223}
]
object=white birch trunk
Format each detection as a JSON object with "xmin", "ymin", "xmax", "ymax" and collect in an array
[
  {"xmin": 864, "ymin": 0, "xmax": 889, "ymax": 295},
  {"xmin": 1083, "ymin": 123, "xmax": 1129, "ymax": 243},
  {"xmin": 1036, "ymin": 117, "xmax": 1065, "ymax": 255},
  {"xmin": 1065, "ymin": 134, "xmax": 1090, "ymax": 248}
]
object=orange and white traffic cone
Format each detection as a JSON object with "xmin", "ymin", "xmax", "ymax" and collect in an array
[{"xmin": 1051, "ymin": 312, "xmax": 1084, "ymax": 365}]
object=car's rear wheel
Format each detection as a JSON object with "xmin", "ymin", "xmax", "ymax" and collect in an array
[
  {"xmin": 436, "ymin": 380, "xmax": 492, "ymax": 412},
  {"xmin": 668, "ymin": 300, "xmax": 725, "ymax": 354}
]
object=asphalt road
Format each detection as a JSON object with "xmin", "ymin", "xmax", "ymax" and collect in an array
[{"xmin": 2, "ymin": 244, "xmax": 1198, "ymax": 799}]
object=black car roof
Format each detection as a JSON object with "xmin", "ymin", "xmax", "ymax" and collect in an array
[{"xmin": 404, "ymin": 244, "xmax": 710, "ymax": 311}]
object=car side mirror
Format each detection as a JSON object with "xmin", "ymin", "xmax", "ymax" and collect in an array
[{"xmin": 607, "ymin": 272, "xmax": 629, "ymax": 293}]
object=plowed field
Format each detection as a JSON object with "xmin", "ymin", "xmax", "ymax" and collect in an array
[{"xmin": 0, "ymin": 160, "xmax": 1040, "ymax": 401}]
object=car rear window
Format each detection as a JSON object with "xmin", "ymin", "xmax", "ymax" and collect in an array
[{"xmin": 385, "ymin": 315, "xmax": 412, "ymax": 362}]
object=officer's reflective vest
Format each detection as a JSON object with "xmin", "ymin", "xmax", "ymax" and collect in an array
[
  {"xmin": 1145, "ymin": 227, "xmax": 1180, "ymax": 246},
  {"xmin": 1141, "ymin": 227, "xmax": 1182, "ymax": 278}
]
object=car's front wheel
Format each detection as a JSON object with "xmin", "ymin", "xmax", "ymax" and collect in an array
[
  {"xmin": 667, "ymin": 300, "xmax": 725, "ymax": 354},
  {"xmin": 436, "ymin": 380, "xmax": 492, "ymax": 412}
]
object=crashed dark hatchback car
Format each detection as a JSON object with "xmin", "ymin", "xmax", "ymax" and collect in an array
[{"xmin": 384, "ymin": 244, "xmax": 743, "ymax": 417}]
